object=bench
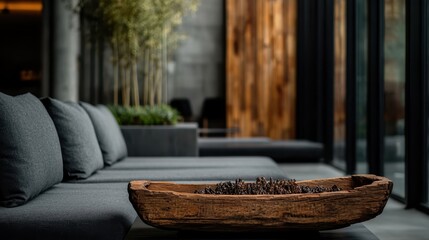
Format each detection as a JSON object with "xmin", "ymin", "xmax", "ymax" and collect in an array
[{"xmin": 198, "ymin": 137, "xmax": 324, "ymax": 162}]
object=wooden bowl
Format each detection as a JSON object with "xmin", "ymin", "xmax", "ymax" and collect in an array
[{"xmin": 128, "ymin": 174, "xmax": 393, "ymax": 232}]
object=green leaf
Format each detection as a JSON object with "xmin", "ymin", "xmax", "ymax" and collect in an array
[{"xmin": 108, "ymin": 104, "xmax": 183, "ymax": 125}]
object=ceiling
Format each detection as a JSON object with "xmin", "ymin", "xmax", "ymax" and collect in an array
[{"xmin": 0, "ymin": 0, "xmax": 42, "ymax": 14}]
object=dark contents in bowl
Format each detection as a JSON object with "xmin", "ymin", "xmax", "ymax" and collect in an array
[{"xmin": 194, "ymin": 177, "xmax": 341, "ymax": 195}]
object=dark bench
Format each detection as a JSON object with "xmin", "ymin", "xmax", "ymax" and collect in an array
[{"xmin": 198, "ymin": 137, "xmax": 324, "ymax": 162}]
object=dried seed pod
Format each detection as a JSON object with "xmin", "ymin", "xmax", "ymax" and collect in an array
[{"xmin": 194, "ymin": 177, "xmax": 342, "ymax": 195}]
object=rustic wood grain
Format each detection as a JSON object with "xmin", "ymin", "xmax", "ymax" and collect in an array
[
  {"xmin": 226, "ymin": 0, "xmax": 297, "ymax": 140},
  {"xmin": 334, "ymin": 0, "xmax": 347, "ymax": 141},
  {"xmin": 128, "ymin": 174, "xmax": 393, "ymax": 232}
]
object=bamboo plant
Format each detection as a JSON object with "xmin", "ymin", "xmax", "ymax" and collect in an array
[{"xmin": 78, "ymin": 0, "xmax": 199, "ymax": 107}]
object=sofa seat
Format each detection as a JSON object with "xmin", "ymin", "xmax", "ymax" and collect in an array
[
  {"xmin": 71, "ymin": 167, "xmax": 287, "ymax": 183},
  {"xmin": 0, "ymin": 156, "xmax": 288, "ymax": 239},
  {"xmin": 67, "ymin": 156, "xmax": 287, "ymax": 183},
  {"xmin": 0, "ymin": 183, "xmax": 137, "ymax": 240},
  {"xmin": 198, "ymin": 138, "xmax": 324, "ymax": 162},
  {"xmin": 106, "ymin": 156, "xmax": 279, "ymax": 170},
  {"xmin": 0, "ymin": 157, "xmax": 288, "ymax": 240}
]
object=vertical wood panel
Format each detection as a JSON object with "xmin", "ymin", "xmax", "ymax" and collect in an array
[
  {"xmin": 243, "ymin": 0, "xmax": 255, "ymax": 137},
  {"xmin": 256, "ymin": 0, "xmax": 266, "ymax": 136},
  {"xmin": 334, "ymin": 0, "xmax": 347, "ymax": 142},
  {"xmin": 226, "ymin": 0, "xmax": 297, "ymax": 139},
  {"xmin": 275, "ymin": 0, "xmax": 286, "ymax": 139},
  {"xmin": 284, "ymin": 0, "xmax": 297, "ymax": 139},
  {"xmin": 226, "ymin": 0, "xmax": 240, "ymax": 133}
]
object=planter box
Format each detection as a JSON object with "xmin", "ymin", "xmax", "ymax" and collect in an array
[{"xmin": 121, "ymin": 123, "xmax": 198, "ymax": 157}]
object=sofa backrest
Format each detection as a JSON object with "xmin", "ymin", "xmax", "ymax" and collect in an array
[
  {"xmin": 80, "ymin": 102, "xmax": 128, "ymax": 166},
  {"xmin": 0, "ymin": 92, "xmax": 129, "ymax": 207},
  {"xmin": 42, "ymin": 97, "xmax": 105, "ymax": 180},
  {"xmin": 0, "ymin": 92, "xmax": 63, "ymax": 207}
]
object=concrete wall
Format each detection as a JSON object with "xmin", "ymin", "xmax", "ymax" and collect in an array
[
  {"xmin": 78, "ymin": 0, "xmax": 225, "ymax": 113},
  {"xmin": 51, "ymin": 0, "xmax": 80, "ymax": 101},
  {"xmin": 167, "ymin": 0, "xmax": 225, "ymax": 122}
]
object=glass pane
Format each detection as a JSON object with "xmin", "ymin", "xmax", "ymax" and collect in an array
[
  {"xmin": 384, "ymin": 0, "xmax": 406, "ymax": 198},
  {"xmin": 426, "ymin": 0, "xmax": 429, "ymax": 207},
  {"xmin": 355, "ymin": 0, "xmax": 368, "ymax": 174},
  {"xmin": 333, "ymin": 0, "xmax": 347, "ymax": 170}
]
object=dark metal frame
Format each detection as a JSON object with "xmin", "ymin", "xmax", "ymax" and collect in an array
[
  {"xmin": 322, "ymin": 0, "xmax": 334, "ymax": 165},
  {"xmin": 296, "ymin": 0, "xmax": 323, "ymax": 144},
  {"xmin": 406, "ymin": 0, "xmax": 429, "ymax": 212},
  {"xmin": 420, "ymin": 0, "xmax": 429, "ymax": 213},
  {"xmin": 296, "ymin": 0, "xmax": 334, "ymax": 166},
  {"xmin": 346, "ymin": 0, "xmax": 357, "ymax": 174},
  {"xmin": 405, "ymin": 0, "xmax": 425, "ymax": 209},
  {"xmin": 367, "ymin": 0, "xmax": 384, "ymax": 176}
]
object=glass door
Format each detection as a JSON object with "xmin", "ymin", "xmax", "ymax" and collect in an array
[
  {"xmin": 355, "ymin": 0, "xmax": 368, "ymax": 174},
  {"xmin": 425, "ymin": 0, "xmax": 429, "ymax": 208},
  {"xmin": 383, "ymin": 0, "xmax": 406, "ymax": 198}
]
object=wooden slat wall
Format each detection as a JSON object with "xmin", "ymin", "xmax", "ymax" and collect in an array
[
  {"xmin": 226, "ymin": 0, "xmax": 297, "ymax": 139},
  {"xmin": 334, "ymin": 0, "xmax": 346, "ymax": 141}
]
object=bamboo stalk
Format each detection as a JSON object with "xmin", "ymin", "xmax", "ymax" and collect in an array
[
  {"xmin": 144, "ymin": 50, "xmax": 149, "ymax": 105},
  {"xmin": 125, "ymin": 41, "xmax": 130, "ymax": 107},
  {"xmin": 81, "ymin": 0, "xmax": 201, "ymax": 107},
  {"xmin": 132, "ymin": 59, "xmax": 140, "ymax": 107},
  {"xmin": 163, "ymin": 24, "xmax": 168, "ymax": 104},
  {"xmin": 156, "ymin": 48, "xmax": 162, "ymax": 105},
  {"xmin": 126, "ymin": 63, "xmax": 131, "ymax": 107},
  {"xmin": 113, "ymin": 45, "xmax": 119, "ymax": 106},
  {"xmin": 149, "ymin": 50, "xmax": 155, "ymax": 106},
  {"xmin": 121, "ymin": 59, "xmax": 127, "ymax": 106},
  {"xmin": 114, "ymin": 33, "xmax": 121, "ymax": 106}
]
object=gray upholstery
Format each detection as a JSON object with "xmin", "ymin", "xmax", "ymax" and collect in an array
[
  {"xmin": 199, "ymin": 138, "xmax": 324, "ymax": 162},
  {"xmin": 70, "ymin": 166, "xmax": 287, "ymax": 183},
  {"xmin": 0, "ymin": 159, "xmax": 287, "ymax": 239},
  {"xmin": 42, "ymin": 98, "xmax": 104, "ymax": 179},
  {"xmin": 107, "ymin": 156, "xmax": 278, "ymax": 170},
  {"xmin": 0, "ymin": 93, "xmax": 63, "ymax": 207},
  {"xmin": 0, "ymin": 183, "xmax": 137, "ymax": 240},
  {"xmin": 80, "ymin": 102, "xmax": 127, "ymax": 166},
  {"xmin": 0, "ymin": 96, "xmax": 295, "ymax": 238}
]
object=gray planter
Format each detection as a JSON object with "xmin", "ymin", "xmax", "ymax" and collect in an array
[{"xmin": 121, "ymin": 123, "xmax": 198, "ymax": 157}]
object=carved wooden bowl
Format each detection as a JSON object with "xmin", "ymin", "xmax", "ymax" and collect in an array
[{"xmin": 128, "ymin": 174, "xmax": 393, "ymax": 232}]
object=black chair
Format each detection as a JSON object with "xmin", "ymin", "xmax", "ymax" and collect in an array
[
  {"xmin": 199, "ymin": 97, "xmax": 227, "ymax": 137},
  {"xmin": 169, "ymin": 98, "xmax": 193, "ymax": 122}
]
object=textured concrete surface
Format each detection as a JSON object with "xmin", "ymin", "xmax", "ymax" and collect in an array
[
  {"xmin": 121, "ymin": 123, "xmax": 198, "ymax": 157},
  {"xmin": 51, "ymin": 0, "xmax": 80, "ymax": 101},
  {"xmin": 167, "ymin": 0, "xmax": 225, "ymax": 121}
]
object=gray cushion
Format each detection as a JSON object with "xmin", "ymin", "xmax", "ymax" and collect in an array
[
  {"xmin": 0, "ymin": 93, "xmax": 63, "ymax": 207},
  {"xmin": 80, "ymin": 103, "xmax": 127, "ymax": 165},
  {"xmin": 107, "ymin": 156, "xmax": 278, "ymax": 170},
  {"xmin": 42, "ymin": 98, "xmax": 104, "ymax": 179},
  {"xmin": 0, "ymin": 183, "xmax": 137, "ymax": 240}
]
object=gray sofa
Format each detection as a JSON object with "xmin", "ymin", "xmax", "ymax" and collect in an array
[{"xmin": 0, "ymin": 93, "xmax": 287, "ymax": 240}]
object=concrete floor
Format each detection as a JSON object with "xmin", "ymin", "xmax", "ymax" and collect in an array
[{"xmin": 279, "ymin": 163, "xmax": 429, "ymax": 240}]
